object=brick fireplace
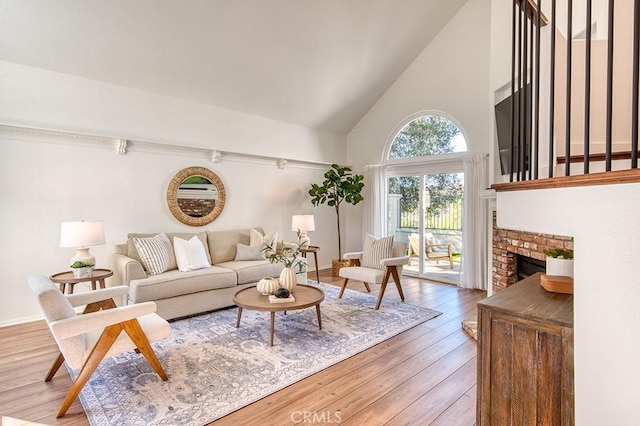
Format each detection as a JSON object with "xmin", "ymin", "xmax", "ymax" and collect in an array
[{"xmin": 492, "ymin": 212, "xmax": 573, "ymax": 293}]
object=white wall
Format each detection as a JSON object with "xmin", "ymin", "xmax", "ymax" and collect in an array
[
  {"xmin": 498, "ymin": 184, "xmax": 640, "ymax": 425},
  {"xmin": 345, "ymin": 0, "xmax": 492, "ymax": 249},
  {"xmin": 0, "ymin": 61, "xmax": 346, "ymax": 325}
]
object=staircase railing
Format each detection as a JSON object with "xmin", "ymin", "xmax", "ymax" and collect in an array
[{"xmin": 505, "ymin": 0, "xmax": 639, "ymax": 183}]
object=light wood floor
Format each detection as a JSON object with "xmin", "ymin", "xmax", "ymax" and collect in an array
[{"xmin": 0, "ymin": 269, "xmax": 486, "ymax": 425}]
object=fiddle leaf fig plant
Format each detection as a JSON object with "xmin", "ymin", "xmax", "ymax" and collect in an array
[{"xmin": 309, "ymin": 163, "xmax": 364, "ymax": 259}]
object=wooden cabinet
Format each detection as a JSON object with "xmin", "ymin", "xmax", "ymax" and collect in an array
[{"xmin": 477, "ymin": 273, "xmax": 574, "ymax": 425}]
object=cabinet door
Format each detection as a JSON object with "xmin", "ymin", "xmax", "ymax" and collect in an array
[{"xmin": 478, "ymin": 310, "xmax": 574, "ymax": 425}]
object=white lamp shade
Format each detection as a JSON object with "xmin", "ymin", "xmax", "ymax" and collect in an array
[
  {"xmin": 60, "ymin": 221, "xmax": 105, "ymax": 266},
  {"xmin": 291, "ymin": 215, "xmax": 315, "ymax": 232},
  {"xmin": 60, "ymin": 221, "xmax": 106, "ymax": 248}
]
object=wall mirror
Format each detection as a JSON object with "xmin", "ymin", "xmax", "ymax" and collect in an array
[{"xmin": 167, "ymin": 166, "xmax": 226, "ymax": 226}]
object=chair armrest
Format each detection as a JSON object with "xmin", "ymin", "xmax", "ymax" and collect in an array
[
  {"xmin": 109, "ymin": 252, "xmax": 146, "ymax": 286},
  {"xmin": 66, "ymin": 286, "xmax": 129, "ymax": 308},
  {"xmin": 426, "ymin": 243, "xmax": 451, "ymax": 249},
  {"xmin": 382, "ymin": 256, "xmax": 410, "ymax": 267},
  {"xmin": 50, "ymin": 302, "xmax": 158, "ymax": 340},
  {"xmin": 343, "ymin": 251, "xmax": 363, "ymax": 260}
]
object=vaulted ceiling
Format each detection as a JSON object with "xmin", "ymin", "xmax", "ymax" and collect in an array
[{"xmin": 0, "ymin": 0, "xmax": 468, "ymax": 134}]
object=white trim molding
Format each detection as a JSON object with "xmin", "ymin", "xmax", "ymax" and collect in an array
[{"xmin": 0, "ymin": 123, "xmax": 332, "ymax": 170}]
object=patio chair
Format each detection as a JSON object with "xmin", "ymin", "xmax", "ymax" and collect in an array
[
  {"xmin": 28, "ymin": 275, "xmax": 171, "ymax": 417},
  {"xmin": 408, "ymin": 233, "xmax": 454, "ymax": 269},
  {"xmin": 338, "ymin": 235, "xmax": 409, "ymax": 310}
]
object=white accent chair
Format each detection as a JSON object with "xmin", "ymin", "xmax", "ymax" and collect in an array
[
  {"xmin": 338, "ymin": 241, "xmax": 409, "ymax": 310},
  {"xmin": 28, "ymin": 275, "xmax": 171, "ymax": 418}
]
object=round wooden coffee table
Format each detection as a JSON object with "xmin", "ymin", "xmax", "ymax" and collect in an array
[{"xmin": 233, "ymin": 284, "xmax": 325, "ymax": 346}]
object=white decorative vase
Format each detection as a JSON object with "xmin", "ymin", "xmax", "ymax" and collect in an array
[
  {"xmin": 257, "ymin": 277, "xmax": 280, "ymax": 295},
  {"xmin": 546, "ymin": 257, "xmax": 574, "ymax": 278},
  {"xmin": 279, "ymin": 267, "xmax": 297, "ymax": 291}
]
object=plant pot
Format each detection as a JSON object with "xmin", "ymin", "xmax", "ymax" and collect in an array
[
  {"xmin": 331, "ymin": 259, "xmax": 351, "ymax": 277},
  {"xmin": 72, "ymin": 267, "xmax": 93, "ymax": 279},
  {"xmin": 546, "ymin": 257, "xmax": 573, "ymax": 278}
]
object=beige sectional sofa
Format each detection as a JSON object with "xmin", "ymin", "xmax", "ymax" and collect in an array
[{"xmin": 109, "ymin": 228, "xmax": 306, "ymax": 320}]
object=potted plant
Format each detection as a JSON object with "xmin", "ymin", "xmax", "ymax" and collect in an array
[
  {"xmin": 543, "ymin": 248, "xmax": 574, "ymax": 278},
  {"xmin": 70, "ymin": 261, "xmax": 94, "ymax": 278},
  {"xmin": 309, "ymin": 163, "xmax": 365, "ymax": 276},
  {"xmin": 263, "ymin": 237, "xmax": 307, "ymax": 291}
]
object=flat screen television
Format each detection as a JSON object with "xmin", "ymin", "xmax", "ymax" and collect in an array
[{"xmin": 495, "ymin": 84, "xmax": 531, "ymax": 175}]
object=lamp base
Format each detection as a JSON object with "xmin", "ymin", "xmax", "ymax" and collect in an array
[
  {"xmin": 70, "ymin": 248, "xmax": 96, "ymax": 267},
  {"xmin": 298, "ymin": 234, "xmax": 311, "ymax": 249}
]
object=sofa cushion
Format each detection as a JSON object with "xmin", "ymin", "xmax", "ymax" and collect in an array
[
  {"xmin": 250, "ymin": 228, "xmax": 278, "ymax": 256},
  {"xmin": 132, "ymin": 233, "xmax": 173, "ymax": 275},
  {"xmin": 361, "ymin": 234, "xmax": 394, "ymax": 270},
  {"xmin": 207, "ymin": 228, "xmax": 257, "ymax": 265},
  {"xmin": 173, "ymin": 236, "xmax": 211, "ymax": 272},
  {"xmin": 216, "ymin": 260, "xmax": 283, "ymax": 285},
  {"xmin": 129, "ymin": 266, "xmax": 237, "ymax": 303},
  {"xmin": 127, "ymin": 232, "xmax": 211, "ymax": 270},
  {"xmin": 234, "ymin": 243, "xmax": 266, "ymax": 261}
]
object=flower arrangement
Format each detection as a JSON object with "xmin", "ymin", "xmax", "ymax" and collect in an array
[{"xmin": 262, "ymin": 233, "xmax": 307, "ymax": 273}]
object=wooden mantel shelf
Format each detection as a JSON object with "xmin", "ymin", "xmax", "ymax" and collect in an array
[{"xmin": 492, "ymin": 168, "xmax": 640, "ymax": 192}]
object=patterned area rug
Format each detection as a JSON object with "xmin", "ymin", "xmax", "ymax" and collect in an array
[{"xmin": 74, "ymin": 281, "xmax": 441, "ymax": 425}]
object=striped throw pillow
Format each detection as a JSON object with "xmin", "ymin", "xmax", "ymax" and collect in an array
[
  {"xmin": 361, "ymin": 234, "xmax": 394, "ymax": 270},
  {"xmin": 133, "ymin": 233, "xmax": 172, "ymax": 275}
]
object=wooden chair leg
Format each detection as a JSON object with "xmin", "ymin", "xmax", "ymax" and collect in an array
[
  {"xmin": 122, "ymin": 319, "xmax": 168, "ymax": 381},
  {"xmin": 390, "ymin": 266, "xmax": 405, "ymax": 302},
  {"xmin": 57, "ymin": 324, "xmax": 122, "ymax": 417},
  {"xmin": 363, "ymin": 282, "xmax": 371, "ymax": 292},
  {"xmin": 339, "ymin": 278, "xmax": 349, "ymax": 298},
  {"xmin": 375, "ymin": 268, "xmax": 393, "ymax": 310},
  {"xmin": 45, "ymin": 352, "xmax": 65, "ymax": 382}
]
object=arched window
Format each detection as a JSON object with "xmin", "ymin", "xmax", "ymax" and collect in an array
[
  {"xmin": 384, "ymin": 113, "xmax": 468, "ymax": 285},
  {"xmin": 388, "ymin": 115, "xmax": 467, "ymax": 159}
]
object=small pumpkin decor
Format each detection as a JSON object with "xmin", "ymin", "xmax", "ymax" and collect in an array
[{"xmin": 257, "ymin": 277, "xmax": 280, "ymax": 295}]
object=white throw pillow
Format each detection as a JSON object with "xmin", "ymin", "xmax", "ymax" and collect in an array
[
  {"xmin": 235, "ymin": 243, "xmax": 266, "ymax": 261},
  {"xmin": 133, "ymin": 233, "xmax": 172, "ymax": 275},
  {"xmin": 250, "ymin": 228, "xmax": 278, "ymax": 256},
  {"xmin": 173, "ymin": 236, "xmax": 211, "ymax": 272},
  {"xmin": 361, "ymin": 234, "xmax": 394, "ymax": 270}
]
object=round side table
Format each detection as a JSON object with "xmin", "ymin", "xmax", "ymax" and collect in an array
[
  {"xmin": 49, "ymin": 268, "xmax": 113, "ymax": 294},
  {"xmin": 299, "ymin": 245, "xmax": 320, "ymax": 283}
]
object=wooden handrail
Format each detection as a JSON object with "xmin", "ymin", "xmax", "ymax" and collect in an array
[
  {"xmin": 492, "ymin": 168, "xmax": 640, "ymax": 192},
  {"xmin": 557, "ymin": 151, "xmax": 640, "ymax": 164},
  {"xmin": 516, "ymin": 0, "xmax": 549, "ymax": 26}
]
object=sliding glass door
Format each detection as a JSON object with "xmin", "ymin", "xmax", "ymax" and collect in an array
[{"xmin": 387, "ymin": 171, "xmax": 463, "ymax": 284}]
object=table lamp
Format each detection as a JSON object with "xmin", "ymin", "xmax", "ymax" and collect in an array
[
  {"xmin": 291, "ymin": 214, "xmax": 315, "ymax": 248},
  {"xmin": 60, "ymin": 220, "xmax": 106, "ymax": 266}
]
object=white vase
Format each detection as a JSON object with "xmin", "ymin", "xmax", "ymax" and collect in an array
[
  {"xmin": 257, "ymin": 277, "xmax": 280, "ymax": 295},
  {"xmin": 279, "ymin": 267, "xmax": 297, "ymax": 291},
  {"xmin": 546, "ymin": 257, "xmax": 574, "ymax": 278}
]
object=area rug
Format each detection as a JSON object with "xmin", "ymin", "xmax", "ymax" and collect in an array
[{"xmin": 73, "ymin": 281, "xmax": 441, "ymax": 425}]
